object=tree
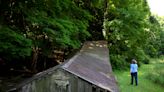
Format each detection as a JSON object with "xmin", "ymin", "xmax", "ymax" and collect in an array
[
  {"xmin": 157, "ymin": 16, "xmax": 164, "ymax": 55},
  {"xmin": 104, "ymin": 0, "xmax": 151, "ymax": 69},
  {"xmin": 0, "ymin": 26, "xmax": 32, "ymax": 63},
  {"xmin": 0, "ymin": 0, "xmax": 92, "ymax": 72},
  {"xmin": 144, "ymin": 15, "xmax": 162, "ymax": 57},
  {"xmin": 74, "ymin": 0, "xmax": 106, "ymax": 40}
]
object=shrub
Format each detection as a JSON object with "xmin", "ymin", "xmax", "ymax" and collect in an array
[
  {"xmin": 146, "ymin": 64, "xmax": 164, "ymax": 86},
  {"xmin": 110, "ymin": 54, "xmax": 129, "ymax": 70},
  {"xmin": 135, "ymin": 49, "xmax": 150, "ymax": 64}
]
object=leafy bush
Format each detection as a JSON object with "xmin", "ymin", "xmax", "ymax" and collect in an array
[
  {"xmin": 142, "ymin": 57, "xmax": 150, "ymax": 64},
  {"xmin": 110, "ymin": 54, "xmax": 129, "ymax": 70},
  {"xmin": 135, "ymin": 49, "xmax": 150, "ymax": 64},
  {"xmin": 109, "ymin": 47, "xmax": 151, "ymax": 70},
  {"xmin": 146, "ymin": 64, "xmax": 164, "ymax": 86}
]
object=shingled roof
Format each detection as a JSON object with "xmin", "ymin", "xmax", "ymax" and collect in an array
[{"xmin": 62, "ymin": 41, "xmax": 119, "ymax": 92}]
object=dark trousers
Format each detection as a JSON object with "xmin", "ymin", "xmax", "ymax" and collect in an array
[{"xmin": 131, "ymin": 72, "xmax": 138, "ymax": 85}]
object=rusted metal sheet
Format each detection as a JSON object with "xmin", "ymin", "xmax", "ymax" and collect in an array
[{"xmin": 62, "ymin": 41, "xmax": 119, "ymax": 92}]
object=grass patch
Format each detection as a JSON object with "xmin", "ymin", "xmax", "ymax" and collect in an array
[
  {"xmin": 146, "ymin": 57, "xmax": 164, "ymax": 86},
  {"xmin": 114, "ymin": 56, "xmax": 164, "ymax": 92}
]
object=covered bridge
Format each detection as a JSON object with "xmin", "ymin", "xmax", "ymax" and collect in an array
[{"xmin": 8, "ymin": 41, "xmax": 119, "ymax": 92}]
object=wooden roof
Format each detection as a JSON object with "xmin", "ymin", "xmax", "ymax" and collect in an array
[{"xmin": 62, "ymin": 41, "xmax": 119, "ymax": 92}]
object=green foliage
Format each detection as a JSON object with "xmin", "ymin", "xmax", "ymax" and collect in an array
[
  {"xmin": 104, "ymin": 0, "xmax": 151, "ymax": 69},
  {"xmin": 52, "ymin": 18, "xmax": 90, "ymax": 48},
  {"xmin": 110, "ymin": 54, "xmax": 128, "ymax": 70},
  {"xmin": 135, "ymin": 49, "xmax": 150, "ymax": 64},
  {"xmin": 157, "ymin": 16, "xmax": 164, "ymax": 55},
  {"xmin": 0, "ymin": 26, "xmax": 32, "ymax": 60},
  {"xmin": 0, "ymin": 0, "xmax": 93, "ymax": 71},
  {"xmin": 147, "ymin": 63, "xmax": 164, "ymax": 86},
  {"xmin": 144, "ymin": 15, "xmax": 163, "ymax": 57},
  {"xmin": 17, "ymin": 0, "xmax": 92, "ymax": 49},
  {"xmin": 76, "ymin": 0, "xmax": 105, "ymax": 40},
  {"xmin": 160, "ymin": 31, "xmax": 164, "ymax": 54}
]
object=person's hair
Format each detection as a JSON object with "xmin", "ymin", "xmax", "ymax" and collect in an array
[{"xmin": 131, "ymin": 59, "xmax": 137, "ymax": 64}]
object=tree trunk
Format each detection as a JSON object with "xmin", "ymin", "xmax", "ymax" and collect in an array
[{"xmin": 31, "ymin": 46, "xmax": 39, "ymax": 73}]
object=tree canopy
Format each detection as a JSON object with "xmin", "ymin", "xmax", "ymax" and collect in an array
[
  {"xmin": 104, "ymin": 0, "xmax": 163, "ymax": 69},
  {"xmin": 0, "ymin": 0, "xmax": 94, "ymax": 72},
  {"xmin": 0, "ymin": 0, "xmax": 163, "ymax": 72}
]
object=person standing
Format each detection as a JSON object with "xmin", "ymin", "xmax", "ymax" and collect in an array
[{"xmin": 130, "ymin": 59, "xmax": 138, "ymax": 86}]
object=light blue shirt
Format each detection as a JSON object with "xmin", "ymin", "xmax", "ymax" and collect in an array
[{"xmin": 130, "ymin": 64, "xmax": 138, "ymax": 73}]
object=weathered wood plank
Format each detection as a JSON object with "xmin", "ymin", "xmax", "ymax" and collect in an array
[{"xmin": 8, "ymin": 41, "xmax": 119, "ymax": 92}]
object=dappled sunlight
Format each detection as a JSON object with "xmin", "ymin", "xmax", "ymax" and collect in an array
[
  {"xmin": 85, "ymin": 41, "xmax": 108, "ymax": 49},
  {"xmin": 138, "ymin": 72, "xmax": 144, "ymax": 76},
  {"xmin": 159, "ymin": 59, "xmax": 164, "ymax": 63},
  {"xmin": 89, "ymin": 43, "xmax": 94, "ymax": 46},
  {"xmin": 150, "ymin": 58, "xmax": 164, "ymax": 64},
  {"xmin": 88, "ymin": 46, "xmax": 93, "ymax": 49}
]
